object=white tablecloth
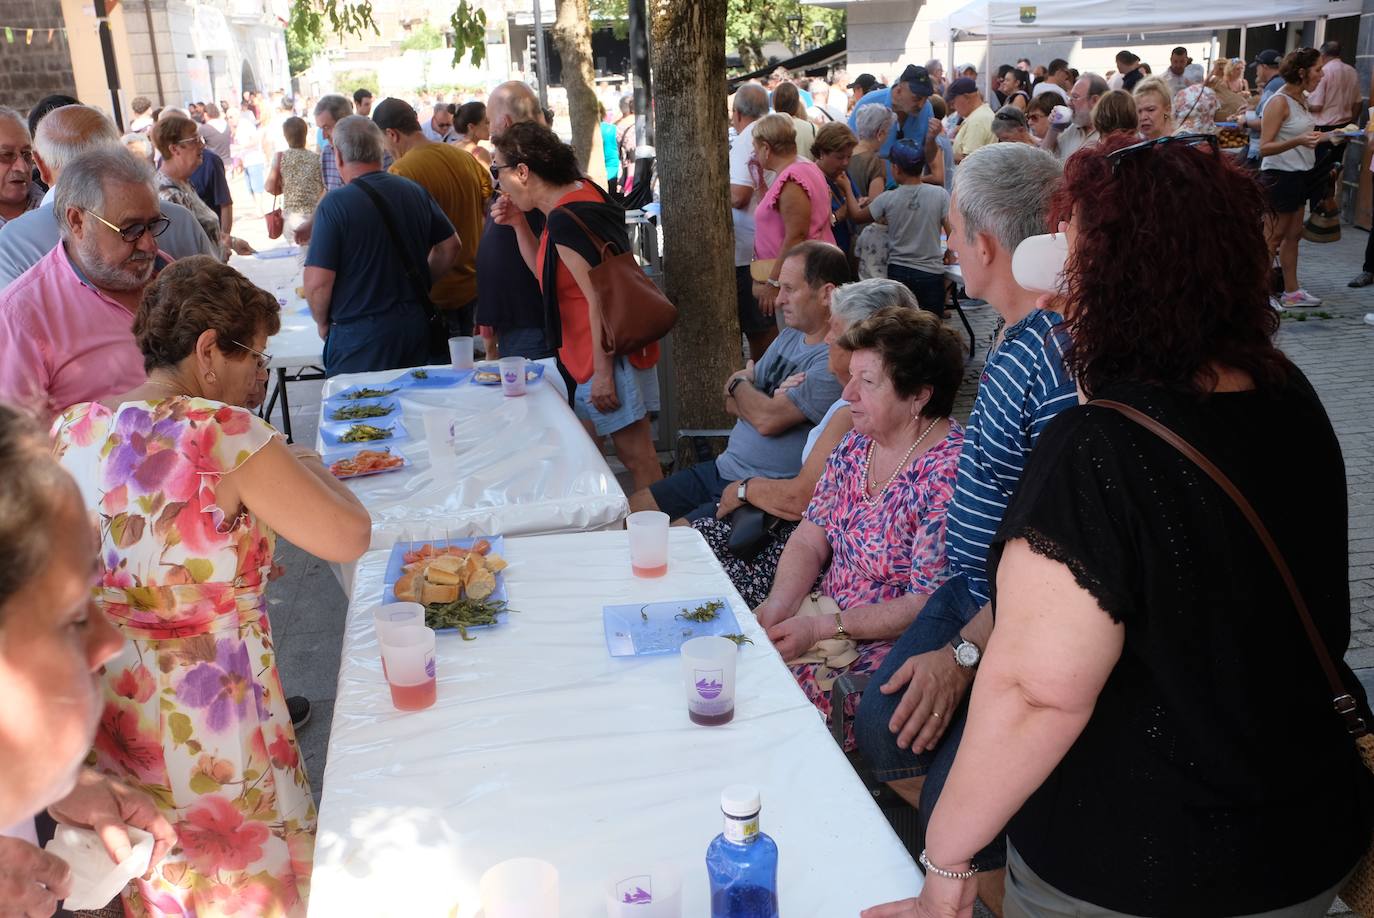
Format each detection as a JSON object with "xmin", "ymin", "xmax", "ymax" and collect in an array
[
  {"xmin": 309, "ymin": 528, "xmax": 920, "ymax": 917},
  {"xmin": 319, "ymin": 365, "xmax": 625, "ymax": 553},
  {"xmin": 230, "ymin": 250, "xmax": 324, "ymax": 371}
]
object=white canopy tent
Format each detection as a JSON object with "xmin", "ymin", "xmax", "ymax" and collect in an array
[{"xmin": 919, "ymin": 0, "xmax": 1363, "ymax": 94}]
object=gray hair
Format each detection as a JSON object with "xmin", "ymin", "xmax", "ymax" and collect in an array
[
  {"xmin": 54, "ymin": 146, "xmax": 155, "ymax": 236},
  {"xmin": 733, "ymin": 83, "xmax": 769, "ymax": 120},
  {"xmin": 314, "ymin": 93, "xmax": 353, "ymax": 121},
  {"xmin": 925, "ymin": 58, "xmax": 944, "ymax": 73},
  {"xmin": 618, "ymin": 93, "xmax": 634, "ymax": 115},
  {"xmin": 1080, "ymin": 73, "xmax": 1110, "ymax": 97},
  {"xmin": 432, "ymin": 102, "xmax": 450, "ymax": 115},
  {"xmin": 1182, "ymin": 63, "xmax": 1205, "ymax": 86},
  {"xmin": 831, "ymin": 278, "xmax": 918, "ymax": 326},
  {"xmin": 332, "ymin": 114, "xmax": 384, "ymax": 165},
  {"xmin": 991, "ymin": 104, "xmax": 1028, "ymax": 139},
  {"xmin": 854, "ymin": 103, "xmax": 895, "ymax": 141},
  {"xmin": 121, "ymin": 132, "xmax": 153, "ymax": 162},
  {"xmin": 0, "ymin": 106, "xmax": 28, "ymax": 138},
  {"xmin": 35, "ymin": 105, "xmax": 122, "ymax": 177},
  {"xmin": 951, "ymin": 142, "xmax": 1062, "ymax": 253}
]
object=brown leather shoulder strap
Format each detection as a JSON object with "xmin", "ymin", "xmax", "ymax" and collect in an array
[{"xmin": 1090, "ymin": 398, "xmax": 1368, "ymax": 737}]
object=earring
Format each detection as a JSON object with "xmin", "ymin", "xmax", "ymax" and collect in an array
[{"xmin": 206, "ymin": 371, "xmax": 217, "ymax": 384}]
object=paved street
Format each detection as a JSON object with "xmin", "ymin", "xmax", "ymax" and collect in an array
[{"xmin": 229, "ymin": 178, "xmax": 1374, "ymax": 898}]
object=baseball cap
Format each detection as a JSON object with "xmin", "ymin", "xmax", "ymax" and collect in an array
[
  {"xmin": 847, "ymin": 73, "xmax": 878, "ymax": 92},
  {"xmin": 897, "ymin": 64, "xmax": 935, "ymax": 97},
  {"xmin": 946, "ymin": 77, "xmax": 979, "ymax": 100},
  {"xmin": 890, "ymin": 138, "xmax": 926, "ymax": 173},
  {"xmin": 1253, "ymin": 48, "xmax": 1282, "ymax": 67}
]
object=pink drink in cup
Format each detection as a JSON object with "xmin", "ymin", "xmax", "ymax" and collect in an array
[
  {"xmin": 627, "ymin": 510, "xmax": 669, "ymax": 577},
  {"xmin": 371, "ymin": 601, "xmax": 423, "ymax": 679},
  {"xmin": 499, "ymin": 356, "xmax": 527, "ymax": 397},
  {"xmin": 380, "ymin": 624, "xmax": 437, "ymax": 711}
]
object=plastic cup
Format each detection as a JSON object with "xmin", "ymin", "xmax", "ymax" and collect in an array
[
  {"xmin": 421, "ymin": 409, "xmax": 457, "ymax": 475},
  {"xmin": 480, "ymin": 857, "xmax": 559, "ymax": 918},
  {"xmin": 605, "ymin": 864, "xmax": 682, "ymax": 917},
  {"xmin": 448, "ymin": 335, "xmax": 475, "ymax": 371},
  {"xmin": 370, "ymin": 602, "xmax": 423, "ymax": 677},
  {"xmin": 626, "ymin": 510, "xmax": 669, "ymax": 578},
  {"xmin": 380, "ymin": 625, "xmax": 436, "ymax": 711},
  {"xmin": 499, "ymin": 356, "xmax": 528, "ymax": 397},
  {"xmin": 681, "ymin": 635, "xmax": 737, "ymax": 726}
]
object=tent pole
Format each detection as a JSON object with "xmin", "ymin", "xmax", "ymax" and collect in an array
[
  {"xmin": 985, "ymin": 1, "xmax": 992, "ymax": 98},
  {"xmin": 1238, "ymin": 27, "xmax": 1247, "ymax": 65},
  {"xmin": 1314, "ymin": 16, "xmax": 1327, "ymax": 49}
]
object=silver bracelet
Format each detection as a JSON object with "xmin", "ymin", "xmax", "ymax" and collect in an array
[{"xmin": 919, "ymin": 849, "xmax": 978, "ymax": 880}]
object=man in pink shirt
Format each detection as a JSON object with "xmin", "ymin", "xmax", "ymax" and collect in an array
[
  {"xmin": 1307, "ymin": 40, "xmax": 1361, "ymax": 214},
  {"xmin": 0, "ymin": 146, "xmax": 168, "ymax": 425}
]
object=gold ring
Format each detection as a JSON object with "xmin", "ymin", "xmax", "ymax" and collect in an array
[{"xmin": 932, "ymin": 711, "xmax": 942, "ymax": 718}]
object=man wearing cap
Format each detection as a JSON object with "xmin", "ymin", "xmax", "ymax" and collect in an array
[
  {"xmin": 948, "ymin": 79, "xmax": 995, "ymax": 163},
  {"xmin": 847, "ymin": 73, "xmax": 879, "ymax": 113},
  {"xmin": 1243, "ymin": 49, "xmax": 1285, "ymax": 169},
  {"xmin": 848, "ymin": 64, "xmax": 935, "ymax": 166},
  {"xmin": 1043, "ymin": 73, "xmax": 1106, "ymax": 160},
  {"xmin": 958, "ymin": 63, "xmax": 978, "ymax": 80}
]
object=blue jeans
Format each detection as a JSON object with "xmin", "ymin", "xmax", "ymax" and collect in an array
[
  {"xmin": 648, "ymin": 458, "xmax": 731, "ymax": 522},
  {"xmin": 853, "ymin": 574, "xmax": 1007, "ymax": 870},
  {"xmin": 887, "ymin": 262, "xmax": 946, "ymax": 316}
]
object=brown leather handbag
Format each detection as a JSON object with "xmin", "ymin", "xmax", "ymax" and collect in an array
[
  {"xmin": 1093, "ymin": 399, "xmax": 1374, "ymax": 914},
  {"xmin": 265, "ymin": 196, "xmax": 284, "ymax": 240},
  {"xmin": 553, "ymin": 207, "xmax": 676, "ymax": 355}
]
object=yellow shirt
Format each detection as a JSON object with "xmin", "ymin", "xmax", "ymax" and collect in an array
[
  {"xmin": 389, "ymin": 141, "xmax": 493, "ymax": 308},
  {"xmin": 953, "ymin": 103, "xmax": 997, "ymax": 161}
]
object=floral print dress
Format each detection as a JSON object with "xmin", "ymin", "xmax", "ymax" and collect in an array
[
  {"xmin": 795, "ymin": 425, "xmax": 964, "ymax": 747},
  {"xmin": 52, "ymin": 397, "xmax": 313, "ymax": 918}
]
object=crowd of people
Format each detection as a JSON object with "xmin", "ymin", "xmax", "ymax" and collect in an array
[{"xmin": 0, "ymin": 38, "xmax": 1371, "ymax": 918}]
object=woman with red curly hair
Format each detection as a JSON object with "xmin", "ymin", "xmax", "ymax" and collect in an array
[{"xmin": 865, "ymin": 135, "xmax": 1373, "ymax": 918}]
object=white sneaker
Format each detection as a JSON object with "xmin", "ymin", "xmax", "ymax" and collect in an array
[
  {"xmin": 1365, "ymin": 312, "xmax": 1374, "ymax": 326},
  {"xmin": 1280, "ymin": 289, "xmax": 1322, "ymax": 307},
  {"xmin": 1270, "ymin": 296, "xmax": 1286, "ymax": 313}
]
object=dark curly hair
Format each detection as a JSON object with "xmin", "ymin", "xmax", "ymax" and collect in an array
[
  {"xmin": 1049, "ymin": 133, "xmax": 1290, "ymax": 398},
  {"xmin": 0, "ymin": 405, "xmax": 74, "ymax": 612},
  {"xmin": 133, "ymin": 256, "xmax": 282, "ymax": 373},
  {"xmin": 491, "ymin": 121, "xmax": 581, "ymax": 185},
  {"xmin": 1280, "ymin": 48, "xmax": 1321, "ymax": 85},
  {"xmin": 837, "ymin": 306, "xmax": 965, "ymax": 417}
]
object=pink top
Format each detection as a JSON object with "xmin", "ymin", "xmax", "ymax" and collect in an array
[
  {"xmin": 752, "ymin": 160, "xmax": 836, "ymax": 261},
  {"xmin": 1308, "ymin": 58, "xmax": 1361, "ymax": 126},
  {"xmin": 0, "ymin": 243, "xmax": 148, "ymax": 426}
]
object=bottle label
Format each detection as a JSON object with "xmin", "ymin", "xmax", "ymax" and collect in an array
[{"xmin": 723, "ymin": 811, "xmax": 759, "ymax": 844}]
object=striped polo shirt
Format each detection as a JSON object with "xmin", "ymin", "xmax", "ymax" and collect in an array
[{"xmin": 946, "ymin": 308, "xmax": 1077, "ymax": 603}]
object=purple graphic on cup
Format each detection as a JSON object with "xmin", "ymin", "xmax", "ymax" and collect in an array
[
  {"xmin": 616, "ymin": 876, "xmax": 653, "ymax": 904},
  {"xmin": 695, "ymin": 669, "xmax": 724, "ymax": 700},
  {"xmin": 503, "ymin": 371, "xmax": 518, "ymax": 384},
  {"xmin": 424, "ymin": 656, "xmax": 436, "ymax": 679}
]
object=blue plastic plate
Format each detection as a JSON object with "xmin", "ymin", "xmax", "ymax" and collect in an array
[
  {"xmin": 382, "ymin": 537, "xmax": 508, "ymax": 632},
  {"xmin": 470, "ymin": 362, "xmax": 546, "ymax": 386},
  {"xmin": 322, "ymin": 445, "xmax": 409, "ymax": 480},
  {"xmin": 322, "ymin": 397, "xmax": 401, "ymax": 424},
  {"xmin": 328, "ymin": 384, "xmax": 403, "ymax": 403},
  {"xmin": 253, "ymin": 246, "xmax": 300, "ymax": 260},
  {"xmin": 393, "ymin": 367, "xmax": 472, "ymax": 388},
  {"xmin": 602, "ymin": 597, "xmax": 742, "ymax": 657},
  {"xmin": 319, "ymin": 418, "xmax": 409, "ymax": 448}
]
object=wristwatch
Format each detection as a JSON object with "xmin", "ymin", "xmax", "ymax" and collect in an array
[
  {"xmin": 737, "ymin": 479, "xmax": 750, "ymax": 503},
  {"xmin": 950, "ymin": 633, "xmax": 981, "ymax": 669},
  {"xmin": 727, "ymin": 376, "xmax": 745, "ymax": 397}
]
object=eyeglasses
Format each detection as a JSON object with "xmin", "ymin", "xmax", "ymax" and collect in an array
[
  {"xmin": 173, "ymin": 135, "xmax": 206, "ymax": 149},
  {"xmin": 81, "ymin": 208, "xmax": 172, "ymax": 243},
  {"xmin": 489, "ymin": 161, "xmax": 515, "ymax": 183},
  {"xmin": 0, "ymin": 148, "xmax": 35, "ymax": 169},
  {"xmin": 1106, "ymin": 132, "xmax": 1219, "ymax": 175},
  {"xmin": 230, "ymin": 339, "xmax": 272, "ymax": 371}
]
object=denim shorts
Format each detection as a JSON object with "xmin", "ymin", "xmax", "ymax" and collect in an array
[
  {"xmin": 648, "ymin": 458, "xmax": 731, "ymax": 522},
  {"xmin": 573, "ymin": 355, "xmax": 660, "ymax": 437},
  {"xmin": 244, "ymin": 163, "xmax": 265, "ymax": 194},
  {"xmin": 853, "ymin": 574, "xmax": 1007, "ymax": 870}
]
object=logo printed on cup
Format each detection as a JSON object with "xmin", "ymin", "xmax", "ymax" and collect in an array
[
  {"xmin": 616, "ymin": 875, "xmax": 653, "ymax": 904},
  {"xmin": 424, "ymin": 655, "xmax": 436, "ymax": 679},
  {"xmin": 504, "ymin": 371, "xmax": 518, "ymax": 383},
  {"xmin": 695, "ymin": 669, "xmax": 724, "ymax": 700}
]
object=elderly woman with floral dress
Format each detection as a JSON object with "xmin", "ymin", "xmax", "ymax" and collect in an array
[
  {"xmin": 754, "ymin": 307, "xmax": 965, "ymax": 746},
  {"xmin": 51, "ymin": 257, "xmax": 371, "ymax": 917}
]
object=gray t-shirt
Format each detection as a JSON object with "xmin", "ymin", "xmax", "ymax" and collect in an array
[
  {"xmin": 868, "ymin": 183, "xmax": 950, "ymax": 274},
  {"xmin": 716, "ymin": 327, "xmax": 843, "ymax": 481}
]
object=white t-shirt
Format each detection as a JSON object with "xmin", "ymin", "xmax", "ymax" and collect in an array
[
  {"xmin": 802, "ymin": 398, "xmax": 850, "ymax": 464},
  {"xmin": 729, "ymin": 120, "xmax": 759, "ymax": 267},
  {"xmin": 1032, "ymin": 83, "xmax": 1069, "ymax": 102},
  {"xmin": 130, "ymin": 115, "xmax": 153, "ymax": 133}
]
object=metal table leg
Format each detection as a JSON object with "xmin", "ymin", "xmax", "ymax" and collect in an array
[{"xmin": 949, "ymin": 284, "xmax": 975, "ymax": 360}]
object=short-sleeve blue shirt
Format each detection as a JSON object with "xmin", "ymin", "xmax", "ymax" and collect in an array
[
  {"xmin": 305, "ymin": 171, "xmax": 455, "ymax": 325},
  {"xmin": 848, "ymin": 89, "xmax": 934, "ymax": 159}
]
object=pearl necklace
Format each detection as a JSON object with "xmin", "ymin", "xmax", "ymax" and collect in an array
[{"xmin": 862, "ymin": 418, "xmax": 939, "ymax": 504}]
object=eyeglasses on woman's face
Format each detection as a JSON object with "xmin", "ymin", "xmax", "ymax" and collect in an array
[{"xmin": 230, "ymin": 339, "xmax": 272, "ymax": 372}]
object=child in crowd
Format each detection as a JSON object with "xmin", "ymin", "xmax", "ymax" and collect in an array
[{"xmin": 843, "ymin": 138, "xmax": 952, "ymax": 315}]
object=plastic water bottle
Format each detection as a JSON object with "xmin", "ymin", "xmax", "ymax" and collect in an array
[{"xmin": 706, "ymin": 785, "xmax": 779, "ymax": 918}]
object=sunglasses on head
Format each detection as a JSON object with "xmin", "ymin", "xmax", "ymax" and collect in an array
[{"xmin": 1105, "ymin": 132, "xmax": 1219, "ymax": 175}]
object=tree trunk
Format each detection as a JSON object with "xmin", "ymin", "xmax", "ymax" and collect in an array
[
  {"xmin": 652, "ymin": 0, "xmax": 736, "ymax": 430},
  {"xmin": 553, "ymin": 0, "xmax": 604, "ymax": 184}
]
